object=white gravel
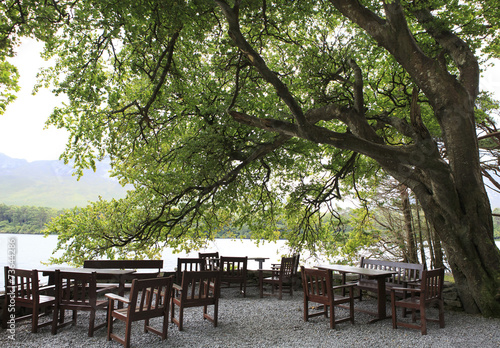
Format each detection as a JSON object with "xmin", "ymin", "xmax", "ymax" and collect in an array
[{"xmin": 2, "ymin": 286, "xmax": 500, "ymax": 348}]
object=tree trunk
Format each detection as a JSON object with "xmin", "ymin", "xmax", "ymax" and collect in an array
[
  {"xmin": 422, "ymin": 200, "xmax": 500, "ymax": 315},
  {"xmin": 415, "ymin": 199, "xmax": 427, "ymax": 269},
  {"xmin": 400, "ymin": 185, "xmax": 418, "ymax": 263}
]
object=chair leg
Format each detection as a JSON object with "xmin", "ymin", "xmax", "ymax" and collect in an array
[
  {"xmin": 213, "ymin": 302, "xmax": 218, "ymax": 327},
  {"xmin": 107, "ymin": 308, "xmax": 113, "ymax": 341},
  {"xmin": 303, "ymin": 297, "xmax": 309, "ymax": 322},
  {"xmin": 391, "ymin": 291, "xmax": 397, "ymax": 329},
  {"xmin": 89, "ymin": 310, "xmax": 96, "ymax": 337},
  {"xmin": 124, "ymin": 320, "xmax": 132, "ymax": 348},
  {"xmin": 259, "ymin": 273, "xmax": 264, "ymax": 298},
  {"xmin": 438, "ymin": 300, "xmax": 445, "ymax": 328},
  {"xmin": 330, "ymin": 304, "xmax": 335, "ymax": 329},
  {"xmin": 161, "ymin": 311, "xmax": 168, "ymax": 340},
  {"xmin": 51, "ymin": 305, "xmax": 59, "ymax": 335},
  {"xmin": 32, "ymin": 303, "xmax": 39, "ymax": 333},
  {"xmin": 178, "ymin": 305, "xmax": 184, "ymax": 331},
  {"xmin": 420, "ymin": 304, "xmax": 427, "ymax": 335},
  {"xmin": 349, "ymin": 295, "xmax": 355, "ymax": 325}
]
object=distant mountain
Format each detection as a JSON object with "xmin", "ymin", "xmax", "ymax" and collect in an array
[{"xmin": 0, "ymin": 153, "xmax": 130, "ymax": 209}]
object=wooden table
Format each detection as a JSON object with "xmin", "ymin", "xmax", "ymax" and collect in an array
[
  {"xmin": 248, "ymin": 257, "xmax": 269, "ymax": 269},
  {"xmin": 316, "ymin": 264, "xmax": 397, "ymax": 322}
]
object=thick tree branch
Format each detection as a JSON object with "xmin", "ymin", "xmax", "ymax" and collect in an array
[
  {"xmin": 411, "ymin": 5, "xmax": 479, "ymax": 99},
  {"xmin": 329, "ymin": 0, "xmax": 460, "ymax": 108},
  {"xmin": 215, "ymin": 0, "xmax": 311, "ymax": 135}
]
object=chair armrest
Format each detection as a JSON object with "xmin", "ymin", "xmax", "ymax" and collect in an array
[
  {"xmin": 406, "ymin": 280, "xmax": 421, "ymax": 287},
  {"xmin": 39, "ymin": 284, "xmax": 56, "ymax": 292},
  {"xmin": 390, "ymin": 286, "xmax": 420, "ymax": 293},
  {"xmin": 172, "ymin": 283, "xmax": 182, "ymax": 291},
  {"xmin": 105, "ymin": 293, "xmax": 130, "ymax": 304},
  {"xmin": 332, "ymin": 283, "xmax": 356, "ymax": 291},
  {"xmin": 96, "ymin": 284, "xmax": 119, "ymax": 294}
]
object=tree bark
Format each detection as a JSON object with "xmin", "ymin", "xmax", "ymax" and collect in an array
[
  {"xmin": 218, "ymin": 0, "xmax": 500, "ymax": 316},
  {"xmin": 400, "ymin": 185, "xmax": 418, "ymax": 263}
]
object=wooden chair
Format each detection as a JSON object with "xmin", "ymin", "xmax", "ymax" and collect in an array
[
  {"xmin": 105, "ymin": 276, "xmax": 173, "ymax": 348},
  {"xmin": 219, "ymin": 256, "xmax": 248, "ymax": 297},
  {"xmin": 270, "ymin": 253, "xmax": 300, "ymax": 289},
  {"xmin": 171, "ymin": 270, "xmax": 221, "ymax": 331},
  {"xmin": 259, "ymin": 256, "xmax": 295, "ymax": 299},
  {"xmin": 51, "ymin": 270, "xmax": 118, "ymax": 337},
  {"xmin": 199, "ymin": 252, "xmax": 220, "ymax": 270},
  {"xmin": 391, "ymin": 268, "xmax": 445, "ymax": 335},
  {"xmin": 175, "ymin": 258, "xmax": 205, "ymax": 284},
  {"xmin": 2, "ymin": 267, "xmax": 56, "ymax": 333},
  {"xmin": 301, "ymin": 266, "xmax": 355, "ymax": 329}
]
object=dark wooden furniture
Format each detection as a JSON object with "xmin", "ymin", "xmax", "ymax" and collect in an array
[
  {"xmin": 219, "ymin": 256, "xmax": 248, "ymax": 297},
  {"xmin": 391, "ymin": 268, "xmax": 445, "ymax": 335},
  {"xmin": 271, "ymin": 253, "xmax": 300, "ymax": 289},
  {"xmin": 51, "ymin": 270, "xmax": 118, "ymax": 337},
  {"xmin": 171, "ymin": 270, "xmax": 221, "ymax": 331},
  {"xmin": 175, "ymin": 258, "xmax": 205, "ymax": 284},
  {"xmin": 356, "ymin": 257, "xmax": 423, "ymax": 300},
  {"xmin": 248, "ymin": 257, "xmax": 269, "ymax": 270},
  {"xmin": 259, "ymin": 256, "xmax": 295, "ymax": 300},
  {"xmin": 198, "ymin": 252, "xmax": 220, "ymax": 270},
  {"xmin": 316, "ymin": 264, "xmax": 397, "ymax": 322},
  {"xmin": 106, "ymin": 276, "xmax": 173, "ymax": 348},
  {"xmin": 83, "ymin": 259, "xmax": 163, "ymax": 289},
  {"xmin": 301, "ymin": 266, "xmax": 355, "ymax": 329},
  {"xmin": 2, "ymin": 267, "xmax": 56, "ymax": 333}
]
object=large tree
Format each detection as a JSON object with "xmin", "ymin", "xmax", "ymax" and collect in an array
[{"xmin": 2, "ymin": 0, "xmax": 500, "ymax": 316}]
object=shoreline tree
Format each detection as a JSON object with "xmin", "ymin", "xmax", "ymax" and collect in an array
[{"xmin": 2, "ymin": 1, "xmax": 500, "ymax": 316}]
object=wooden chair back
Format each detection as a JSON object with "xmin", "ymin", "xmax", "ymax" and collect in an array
[
  {"xmin": 259, "ymin": 256, "xmax": 295, "ymax": 299},
  {"xmin": 391, "ymin": 268, "xmax": 445, "ymax": 335},
  {"xmin": 175, "ymin": 258, "xmax": 205, "ymax": 283},
  {"xmin": 198, "ymin": 252, "xmax": 220, "ymax": 270},
  {"xmin": 128, "ymin": 277, "xmax": 172, "ymax": 319},
  {"xmin": 56, "ymin": 271, "xmax": 98, "ymax": 307},
  {"xmin": 51, "ymin": 270, "xmax": 112, "ymax": 337},
  {"xmin": 220, "ymin": 256, "xmax": 248, "ymax": 297},
  {"xmin": 279, "ymin": 256, "xmax": 295, "ymax": 280},
  {"xmin": 171, "ymin": 270, "xmax": 221, "ymax": 331},
  {"xmin": 301, "ymin": 266, "xmax": 333, "ymax": 303},
  {"xmin": 107, "ymin": 276, "xmax": 173, "ymax": 347},
  {"xmin": 421, "ymin": 268, "xmax": 444, "ymax": 301},
  {"xmin": 2, "ymin": 267, "xmax": 55, "ymax": 333}
]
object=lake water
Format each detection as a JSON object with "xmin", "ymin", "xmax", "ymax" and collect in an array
[
  {"xmin": 0, "ymin": 233, "xmax": 303, "ymax": 290},
  {"xmin": 1, "ymin": 233, "xmax": 499, "ymax": 290}
]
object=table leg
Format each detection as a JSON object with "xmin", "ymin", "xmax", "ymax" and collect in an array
[{"xmin": 376, "ymin": 277, "xmax": 387, "ymax": 320}]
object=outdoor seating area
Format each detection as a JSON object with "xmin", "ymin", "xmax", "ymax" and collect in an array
[{"xmin": 1, "ymin": 256, "xmax": 454, "ymax": 347}]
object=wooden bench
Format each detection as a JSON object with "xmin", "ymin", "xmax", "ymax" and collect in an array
[
  {"xmin": 355, "ymin": 257, "xmax": 423, "ymax": 300},
  {"xmin": 83, "ymin": 259, "xmax": 163, "ymax": 289}
]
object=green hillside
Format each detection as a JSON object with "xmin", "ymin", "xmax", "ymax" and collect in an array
[{"xmin": 0, "ymin": 153, "xmax": 129, "ymax": 209}]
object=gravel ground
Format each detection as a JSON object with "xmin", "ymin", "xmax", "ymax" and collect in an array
[{"xmin": 2, "ymin": 286, "xmax": 500, "ymax": 348}]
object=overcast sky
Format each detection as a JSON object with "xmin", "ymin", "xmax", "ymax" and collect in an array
[
  {"xmin": 1, "ymin": 38, "xmax": 500, "ymax": 163},
  {"xmin": 0, "ymin": 39, "xmax": 68, "ymax": 162}
]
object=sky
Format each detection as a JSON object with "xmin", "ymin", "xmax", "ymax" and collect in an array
[
  {"xmin": 0, "ymin": 39, "xmax": 68, "ymax": 162},
  {"xmin": 0, "ymin": 38, "xmax": 500, "ymax": 163}
]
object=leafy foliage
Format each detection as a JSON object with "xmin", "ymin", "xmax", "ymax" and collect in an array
[{"xmin": 2, "ymin": 1, "xmax": 500, "ymax": 316}]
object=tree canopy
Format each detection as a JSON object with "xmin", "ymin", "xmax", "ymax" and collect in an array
[{"xmin": 2, "ymin": 0, "xmax": 500, "ymax": 316}]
